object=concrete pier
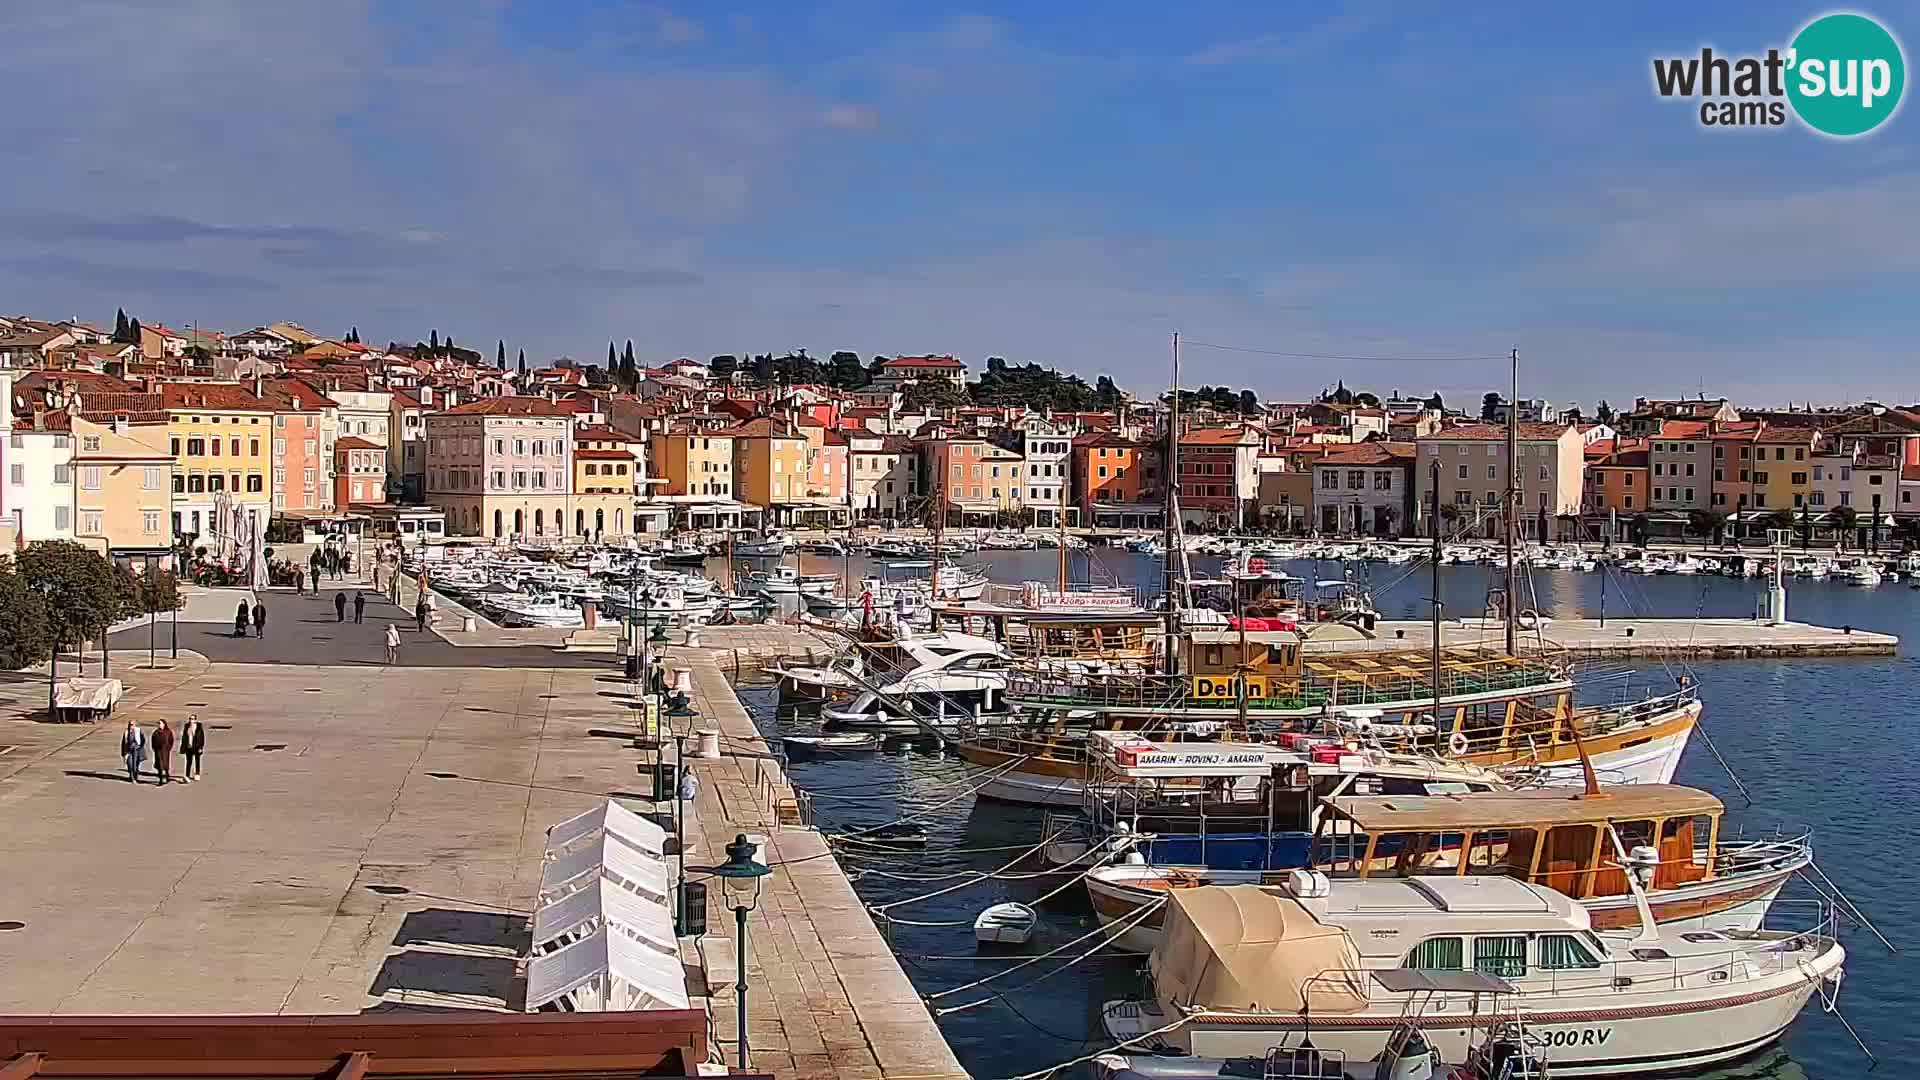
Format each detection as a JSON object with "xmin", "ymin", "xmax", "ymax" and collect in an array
[
  {"xmin": 665, "ymin": 649, "xmax": 967, "ymax": 1080},
  {"xmin": 1311, "ymin": 616, "xmax": 1898, "ymax": 659}
]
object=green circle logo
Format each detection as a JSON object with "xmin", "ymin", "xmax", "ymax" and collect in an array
[{"xmin": 1787, "ymin": 13, "xmax": 1905, "ymax": 136}]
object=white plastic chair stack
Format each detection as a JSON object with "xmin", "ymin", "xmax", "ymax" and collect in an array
[{"xmin": 526, "ymin": 799, "xmax": 683, "ymax": 1013}]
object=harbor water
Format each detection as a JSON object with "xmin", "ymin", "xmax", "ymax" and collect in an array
[{"xmin": 742, "ymin": 547, "xmax": 1918, "ymax": 1080}]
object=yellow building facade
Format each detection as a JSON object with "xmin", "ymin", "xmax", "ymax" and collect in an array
[
  {"xmin": 72, "ymin": 416, "xmax": 175, "ymax": 559},
  {"xmin": 162, "ymin": 384, "xmax": 273, "ymax": 541},
  {"xmin": 649, "ymin": 430, "xmax": 734, "ymax": 498},
  {"xmin": 728, "ymin": 419, "xmax": 809, "ymax": 507}
]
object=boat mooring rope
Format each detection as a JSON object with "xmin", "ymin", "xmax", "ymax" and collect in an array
[
  {"xmin": 988, "ymin": 1012, "xmax": 1191, "ymax": 1080},
  {"xmin": 929, "ymin": 896, "xmax": 1168, "ymax": 1010}
]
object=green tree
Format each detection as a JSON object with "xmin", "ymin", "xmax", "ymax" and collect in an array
[
  {"xmin": 429, "ymin": 329, "xmax": 439, "ymax": 351},
  {"xmin": 1689, "ymin": 509, "xmax": 1729, "ymax": 547},
  {"xmin": 16, "ymin": 541, "xmax": 120, "ymax": 709},
  {"xmin": 1595, "ymin": 400, "xmax": 1615, "ymax": 425},
  {"xmin": 1354, "ymin": 391, "xmax": 1381, "ymax": 408},
  {"xmin": 903, "ymin": 378, "xmax": 969, "ymax": 411},
  {"xmin": 620, "ymin": 341, "xmax": 638, "ymax": 391},
  {"xmin": 710, "ymin": 354, "xmax": 738, "ymax": 381},
  {"xmin": 1829, "ymin": 504, "xmax": 1859, "ymax": 550},
  {"xmin": 1238, "ymin": 389, "xmax": 1260, "ymax": 414},
  {"xmin": 348, "ymin": 326, "xmax": 360, "ymax": 344},
  {"xmin": 128, "ymin": 317, "xmax": 142, "ymax": 343},
  {"xmin": 1425, "ymin": 392, "xmax": 1444, "ymax": 411},
  {"xmin": 1481, "ymin": 392, "xmax": 1502, "ymax": 421},
  {"xmin": 498, "ymin": 339, "xmax": 507, "ymax": 367},
  {"xmin": 826, "ymin": 350, "xmax": 867, "ymax": 389},
  {"xmin": 115, "ymin": 565, "xmax": 183, "ymax": 620},
  {"xmin": 518, "ymin": 350, "xmax": 528, "ymax": 377},
  {"xmin": 0, "ymin": 564, "xmax": 51, "ymax": 669},
  {"xmin": 1095, "ymin": 375, "xmax": 1121, "ymax": 408},
  {"xmin": 113, "ymin": 308, "xmax": 130, "ymax": 342},
  {"xmin": 608, "ymin": 342, "xmax": 617, "ymax": 370},
  {"xmin": 1629, "ymin": 512, "xmax": 1652, "ymax": 547},
  {"xmin": 516, "ymin": 348, "xmax": 525, "ymax": 372}
]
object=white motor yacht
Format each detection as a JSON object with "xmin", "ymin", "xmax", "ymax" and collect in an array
[
  {"xmin": 820, "ymin": 631, "xmax": 1011, "ymax": 731},
  {"xmin": 1102, "ymin": 875, "xmax": 1844, "ymax": 1077}
]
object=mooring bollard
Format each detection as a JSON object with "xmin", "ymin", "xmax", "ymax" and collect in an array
[{"xmin": 462, "ymin": 615, "xmax": 477, "ymax": 633}]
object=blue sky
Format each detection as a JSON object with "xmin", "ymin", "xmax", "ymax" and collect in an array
[{"xmin": 4, "ymin": 1, "xmax": 1917, "ymax": 406}]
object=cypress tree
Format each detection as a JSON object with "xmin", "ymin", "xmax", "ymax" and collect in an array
[
  {"xmin": 608, "ymin": 342, "xmax": 616, "ymax": 369},
  {"xmin": 113, "ymin": 308, "xmax": 129, "ymax": 341},
  {"xmin": 429, "ymin": 329, "xmax": 439, "ymax": 351},
  {"xmin": 129, "ymin": 317, "xmax": 143, "ymax": 342},
  {"xmin": 517, "ymin": 348, "xmax": 525, "ymax": 371},
  {"xmin": 621, "ymin": 341, "xmax": 637, "ymax": 391},
  {"xmin": 497, "ymin": 339, "xmax": 506, "ymax": 367}
]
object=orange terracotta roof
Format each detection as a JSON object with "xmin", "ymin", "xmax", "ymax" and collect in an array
[
  {"xmin": 1654, "ymin": 420, "xmax": 1710, "ymax": 438},
  {"xmin": 573, "ymin": 448, "xmax": 631, "ymax": 461},
  {"xmin": 334, "ymin": 436, "xmax": 383, "ymax": 450},
  {"xmin": 1180, "ymin": 426, "xmax": 1260, "ymax": 446},
  {"xmin": 159, "ymin": 383, "xmax": 269, "ymax": 411},
  {"xmin": 1319, "ymin": 441, "xmax": 1415, "ymax": 466},
  {"xmin": 1423, "ymin": 422, "xmax": 1572, "ymax": 441},
  {"xmin": 441, "ymin": 395, "xmax": 575, "ymax": 417}
]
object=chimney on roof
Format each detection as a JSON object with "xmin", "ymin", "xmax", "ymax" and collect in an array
[
  {"xmin": 32, "ymin": 409, "xmax": 45, "ymax": 431},
  {"xmin": 253, "ymin": 373, "xmax": 262, "ymax": 397},
  {"xmin": 112, "ymin": 413, "xmax": 128, "ymax": 435}
]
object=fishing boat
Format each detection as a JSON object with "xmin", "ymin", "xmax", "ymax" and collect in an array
[
  {"xmin": 1833, "ymin": 557, "xmax": 1883, "ymax": 586},
  {"xmin": 798, "ymin": 538, "xmax": 848, "ymax": 556},
  {"xmin": 782, "ymin": 732, "xmax": 881, "ymax": 755},
  {"xmin": 732, "ymin": 530, "xmax": 789, "ymax": 559},
  {"xmin": 742, "ymin": 564, "xmax": 840, "ymax": 595},
  {"xmin": 1100, "ymin": 874, "xmax": 1845, "ymax": 1077},
  {"xmin": 489, "ymin": 592, "xmax": 586, "ymax": 628},
  {"xmin": 656, "ymin": 539, "xmax": 712, "ymax": 567},
  {"xmin": 974, "ymin": 902, "xmax": 1038, "ymax": 946}
]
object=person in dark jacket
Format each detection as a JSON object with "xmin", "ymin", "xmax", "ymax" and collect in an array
[
  {"xmin": 150, "ymin": 718, "xmax": 177, "ymax": 784},
  {"xmin": 181, "ymin": 714, "xmax": 206, "ymax": 782},
  {"xmin": 252, "ymin": 601, "xmax": 267, "ymax": 638},
  {"xmin": 334, "ymin": 591, "xmax": 348, "ymax": 621},
  {"xmin": 415, "ymin": 595, "xmax": 428, "ymax": 632},
  {"xmin": 235, "ymin": 600, "xmax": 250, "ymax": 639},
  {"xmin": 353, "ymin": 591, "xmax": 366, "ymax": 623},
  {"xmin": 121, "ymin": 719, "xmax": 147, "ymax": 784}
]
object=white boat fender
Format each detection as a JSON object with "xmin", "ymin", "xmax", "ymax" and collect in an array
[{"xmin": 1448, "ymin": 731, "xmax": 1471, "ymax": 756}]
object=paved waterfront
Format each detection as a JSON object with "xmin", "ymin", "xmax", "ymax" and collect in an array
[{"xmin": 0, "ymin": 585, "xmax": 962, "ymax": 1080}]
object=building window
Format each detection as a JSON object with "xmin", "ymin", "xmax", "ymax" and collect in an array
[
  {"xmin": 53, "ymin": 463, "xmax": 71, "ymax": 485},
  {"xmin": 144, "ymin": 510, "xmax": 163, "ymax": 534},
  {"xmin": 55, "ymin": 506, "xmax": 72, "ymax": 531},
  {"xmin": 188, "ymin": 437, "xmax": 206, "ymax": 455},
  {"xmin": 7, "ymin": 464, "xmax": 20, "ymax": 485},
  {"xmin": 172, "ymin": 474, "xmax": 184, "ymax": 494},
  {"xmin": 1456, "ymin": 463, "xmax": 1468, "ymax": 480},
  {"xmin": 80, "ymin": 466, "xmax": 101, "ymax": 490}
]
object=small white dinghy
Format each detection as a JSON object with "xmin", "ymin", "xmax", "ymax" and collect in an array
[
  {"xmin": 782, "ymin": 732, "xmax": 882, "ymax": 755},
  {"xmin": 974, "ymin": 902, "xmax": 1038, "ymax": 946}
]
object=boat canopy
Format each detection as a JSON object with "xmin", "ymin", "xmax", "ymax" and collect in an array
[
  {"xmin": 1321, "ymin": 784, "xmax": 1724, "ymax": 833},
  {"xmin": 1149, "ymin": 886, "xmax": 1367, "ymax": 1015}
]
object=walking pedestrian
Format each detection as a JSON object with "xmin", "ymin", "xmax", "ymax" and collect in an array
[
  {"xmin": 234, "ymin": 600, "xmax": 250, "ymax": 639},
  {"xmin": 384, "ymin": 622, "xmax": 401, "ymax": 665},
  {"xmin": 120, "ymin": 718, "xmax": 147, "ymax": 784},
  {"xmin": 181, "ymin": 714, "xmax": 206, "ymax": 782},
  {"xmin": 334, "ymin": 591, "xmax": 347, "ymax": 622},
  {"xmin": 414, "ymin": 595, "xmax": 428, "ymax": 632},
  {"xmin": 252, "ymin": 601, "xmax": 267, "ymax": 639},
  {"xmin": 310, "ymin": 564, "xmax": 321, "ymax": 593},
  {"xmin": 151, "ymin": 718, "xmax": 176, "ymax": 784},
  {"xmin": 353, "ymin": 591, "xmax": 366, "ymax": 623},
  {"xmin": 372, "ymin": 561, "xmax": 382, "ymax": 590}
]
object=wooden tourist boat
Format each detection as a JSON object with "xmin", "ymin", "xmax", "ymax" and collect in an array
[
  {"xmin": 1085, "ymin": 783, "xmax": 1811, "ymax": 953},
  {"xmin": 957, "ymin": 635, "xmax": 1698, "ymax": 806}
]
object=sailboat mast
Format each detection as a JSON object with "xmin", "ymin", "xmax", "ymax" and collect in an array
[
  {"xmin": 1163, "ymin": 332, "xmax": 1182, "ymax": 674},
  {"xmin": 1504, "ymin": 347, "xmax": 1519, "ymax": 655},
  {"xmin": 1429, "ymin": 459, "xmax": 1443, "ymax": 721},
  {"xmin": 932, "ymin": 447, "xmax": 946, "ymax": 603},
  {"xmin": 1057, "ymin": 459, "xmax": 1070, "ymax": 593}
]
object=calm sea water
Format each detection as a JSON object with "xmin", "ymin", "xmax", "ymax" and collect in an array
[{"xmin": 738, "ymin": 548, "xmax": 1918, "ymax": 1080}]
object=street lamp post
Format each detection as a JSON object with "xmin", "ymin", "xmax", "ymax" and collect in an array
[
  {"xmin": 667, "ymin": 690, "xmax": 698, "ymax": 934},
  {"xmin": 710, "ymin": 834, "xmax": 771, "ymax": 1071}
]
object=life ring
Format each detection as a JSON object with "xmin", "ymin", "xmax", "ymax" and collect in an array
[{"xmin": 1448, "ymin": 731, "xmax": 1471, "ymax": 756}]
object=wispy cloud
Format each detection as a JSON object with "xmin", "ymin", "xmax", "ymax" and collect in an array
[
  {"xmin": 1187, "ymin": 10, "xmax": 1381, "ymax": 66},
  {"xmin": 821, "ymin": 103, "xmax": 881, "ymax": 131}
]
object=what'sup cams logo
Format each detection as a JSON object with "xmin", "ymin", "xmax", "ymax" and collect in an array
[{"xmin": 1653, "ymin": 12, "xmax": 1905, "ymax": 136}]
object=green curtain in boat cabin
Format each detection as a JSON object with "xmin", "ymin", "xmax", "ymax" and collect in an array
[
  {"xmin": 1404, "ymin": 936, "xmax": 1464, "ymax": 970},
  {"xmin": 1474, "ymin": 934, "xmax": 1528, "ymax": 978},
  {"xmin": 1537, "ymin": 933, "xmax": 1602, "ymax": 970}
]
